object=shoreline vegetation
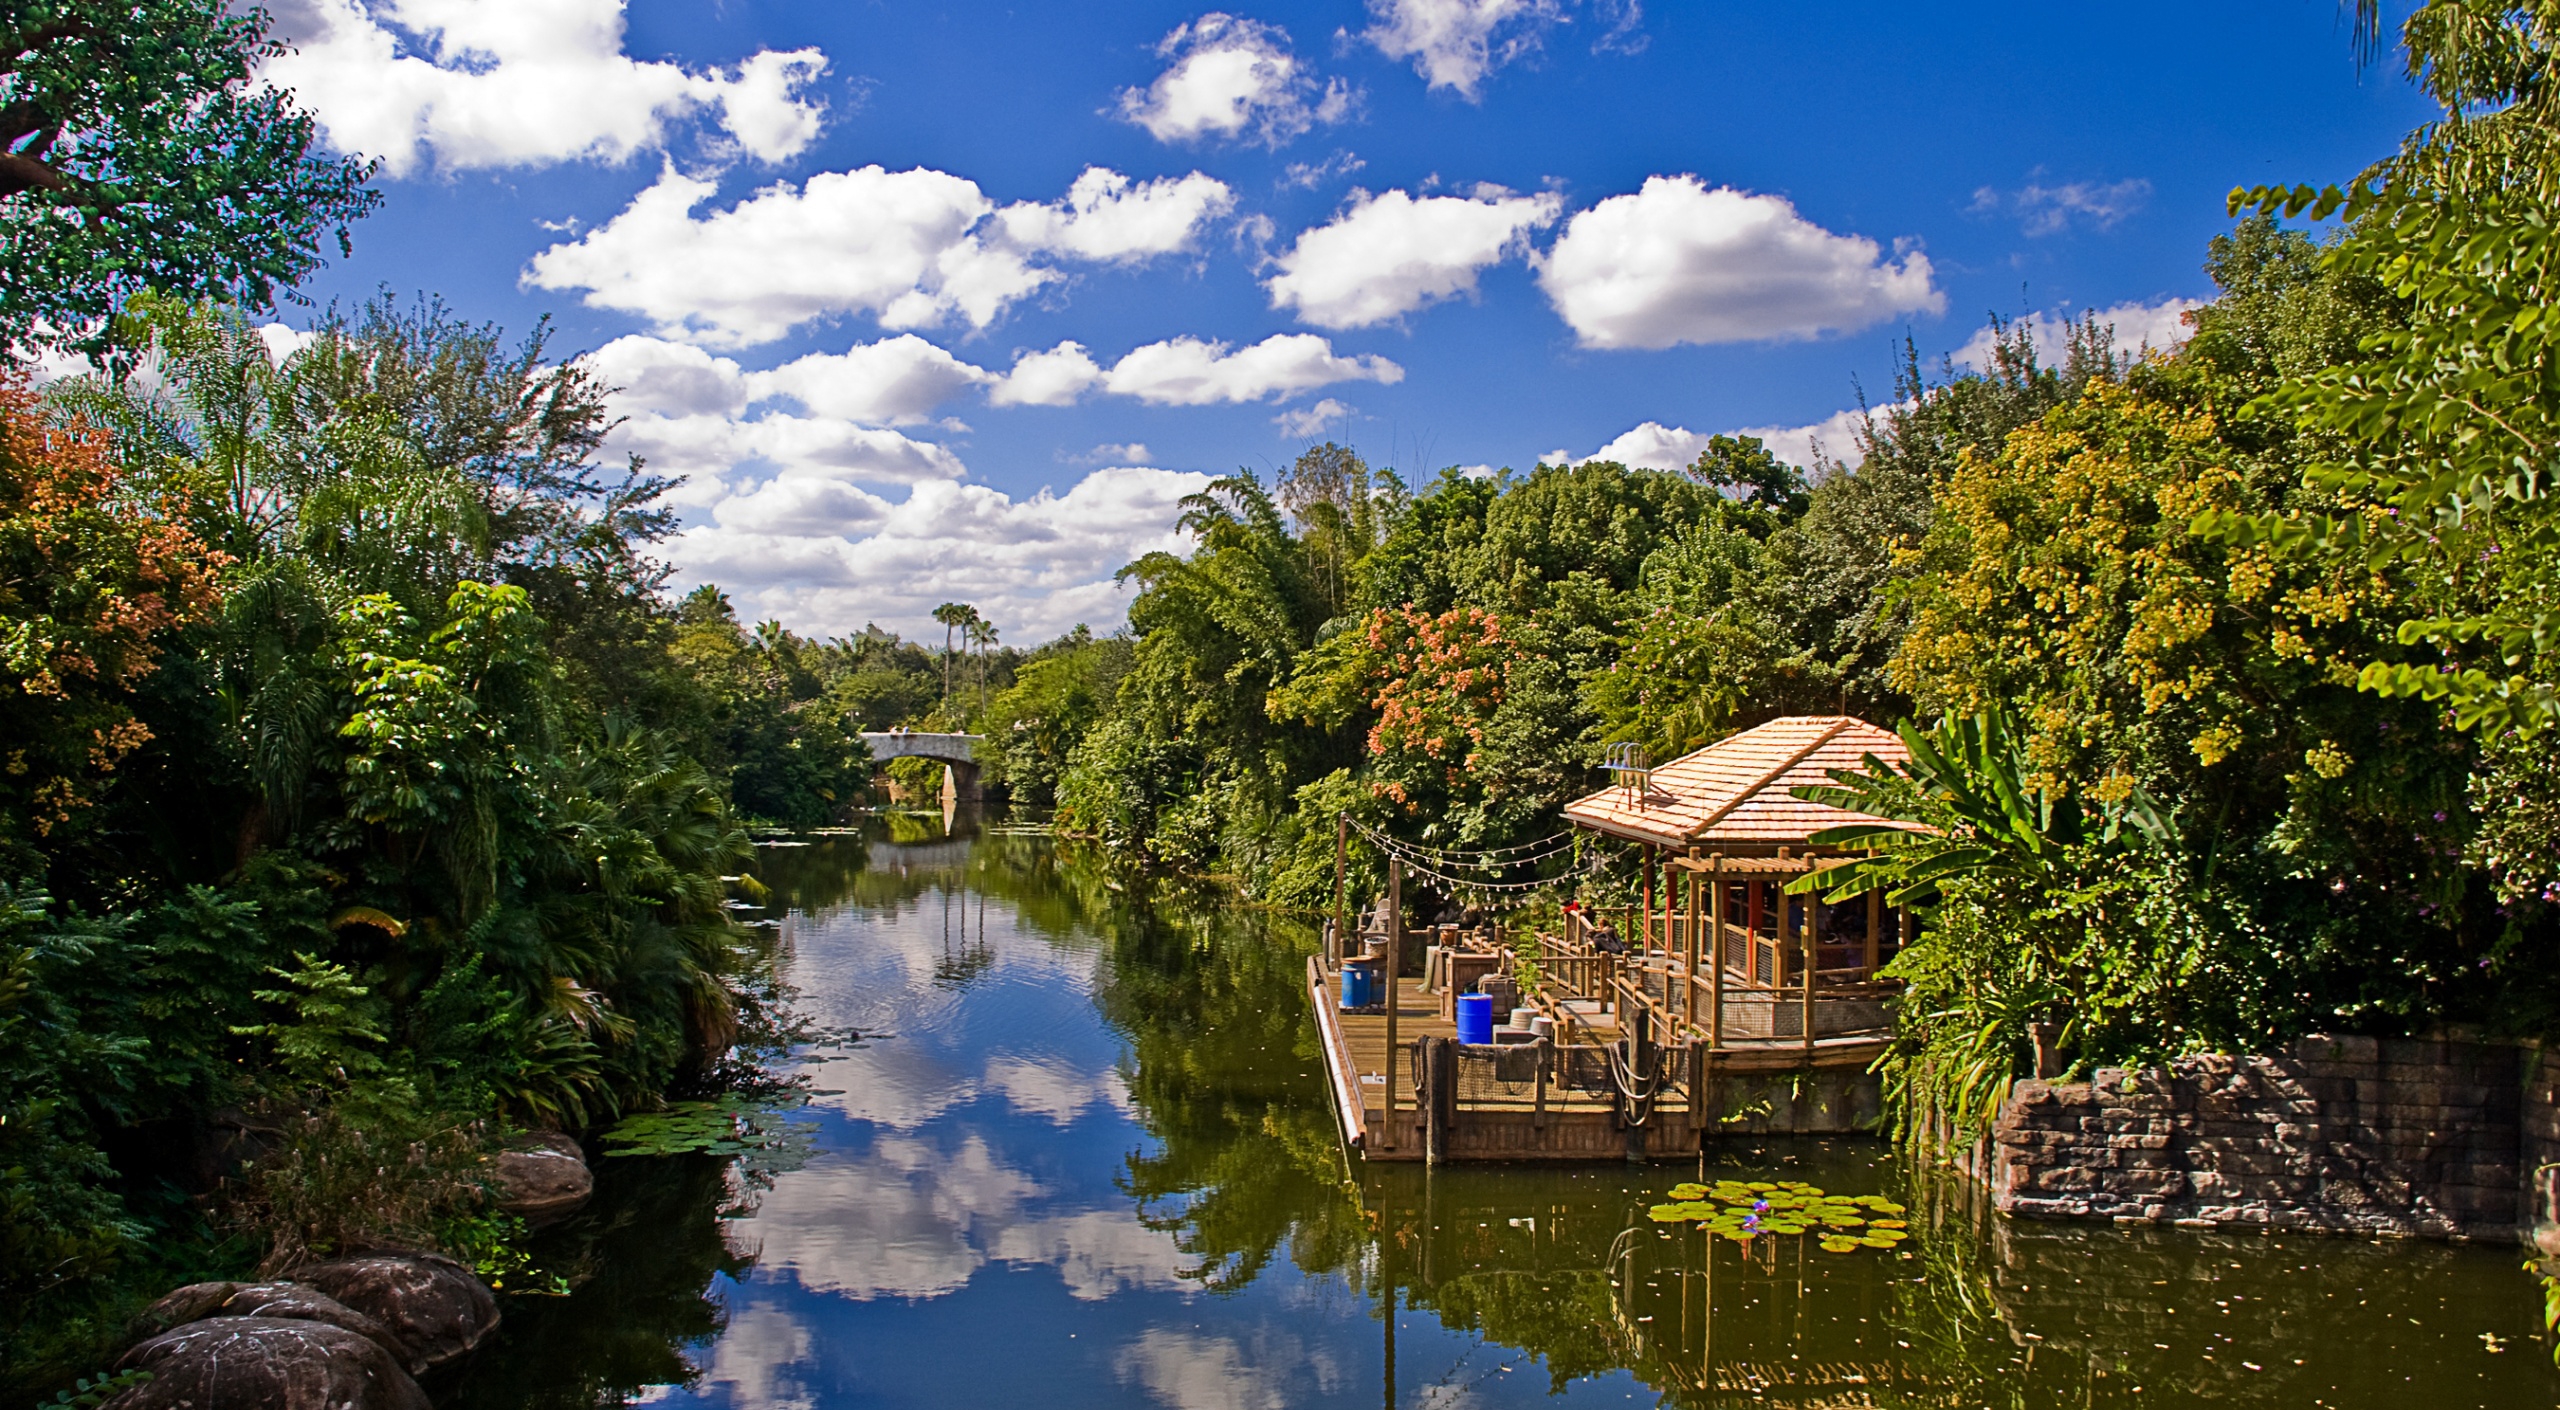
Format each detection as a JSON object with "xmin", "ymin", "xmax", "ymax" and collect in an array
[{"xmin": 11, "ymin": 0, "xmax": 2560, "ymax": 1395}]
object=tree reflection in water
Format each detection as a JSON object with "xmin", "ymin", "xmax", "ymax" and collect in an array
[{"xmin": 445, "ymin": 822, "xmax": 2556, "ymax": 1410}]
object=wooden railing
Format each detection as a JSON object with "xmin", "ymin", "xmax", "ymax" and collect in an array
[{"xmin": 1532, "ymin": 922, "xmax": 1893, "ymax": 1052}]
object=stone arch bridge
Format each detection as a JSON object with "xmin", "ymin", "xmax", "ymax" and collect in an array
[{"xmin": 860, "ymin": 731, "xmax": 985, "ymax": 804}]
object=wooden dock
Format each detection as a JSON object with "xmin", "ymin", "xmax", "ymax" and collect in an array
[{"xmin": 1307, "ymin": 956, "xmax": 1887, "ymax": 1163}]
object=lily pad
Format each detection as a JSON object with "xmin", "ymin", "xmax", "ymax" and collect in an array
[{"xmin": 603, "ymin": 1097, "xmax": 817, "ymax": 1168}]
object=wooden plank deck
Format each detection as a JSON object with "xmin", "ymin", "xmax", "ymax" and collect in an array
[{"xmin": 1306, "ymin": 957, "xmax": 1890, "ymax": 1162}]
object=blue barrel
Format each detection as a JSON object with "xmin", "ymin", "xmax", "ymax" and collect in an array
[
  {"xmin": 1455, "ymin": 992, "xmax": 1495, "ymax": 1045},
  {"xmin": 1340, "ymin": 960, "xmax": 1377, "ymax": 1010}
]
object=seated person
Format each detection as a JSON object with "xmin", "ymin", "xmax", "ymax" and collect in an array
[{"xmin": 1587, "ymin": 921, "xmax": 1628, "ymax": 955}]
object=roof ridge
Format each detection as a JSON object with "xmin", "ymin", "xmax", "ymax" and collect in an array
[{"xmin": 1683, "ymin": 716, "xmax": 1852, "ymax": 841}]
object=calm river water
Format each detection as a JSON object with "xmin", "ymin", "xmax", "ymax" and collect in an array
[{"xmin": 454, "ymin": 818, "xmax": 2560, "ymax": 1409}]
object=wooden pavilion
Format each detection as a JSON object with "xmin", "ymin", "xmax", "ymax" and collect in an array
[
  {"xmin": 1303, "ymin": 714, "xmax": 1925, "ymax": 1164},
  {"xmin": 1558, "ymin": 714, "xmax": 1919, "ymax": 1049}
]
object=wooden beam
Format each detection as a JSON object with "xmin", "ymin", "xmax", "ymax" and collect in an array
[{"xmin": 1669, "ymin": 853, "xmax": 1824, "ymax": 879}]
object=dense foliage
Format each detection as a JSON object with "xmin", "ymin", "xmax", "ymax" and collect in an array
[
  {"xmin": 0, "ymin": 294, "xmax": 1009, "ymax": 1380},
  {"xmin": 16, "ymin": 0, "xmax": 2560, "ymax": 1381},
  {"xmin": 0, "ymin": 0, "xmax": 381, "ymax": 352},
  {"xmin": 1013, "ymin": 0, "xmax": 2560, "ymax": 1145}
]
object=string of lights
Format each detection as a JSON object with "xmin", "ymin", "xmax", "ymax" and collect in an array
[{"xmin": 1341, "ymin": 820, "xmax": 1581, "ymax": 866}]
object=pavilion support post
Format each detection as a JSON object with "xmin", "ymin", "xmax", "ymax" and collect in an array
[
  {"xmin": 1801, "ymin": 894, "xmax": 1818, "ymax": 1055},
  {"xmin": 1384, "ymin": 858, "xmax": 1402, "ymax": 1150},
  {"xmin": 1659, "ymin": 849, "xmax": 1676, "ymax": 1014},
  {"xmin": 1682, "ymin": 871, "xmax": 1700, "ymax": 1037},
  {"xmin": 1864, "ymin": 887, "xmax": 1881, "ymax": 981},
  {"xmin": 1747, "ymin": 882, "xmax": 1764, "ymax": 989},
  {"xmin": 1708, "ymin": 858, "xmax": 1725, "ymax": 1050},
  {"xmin": 1642, "ymin": 846, "xmax": 1657, "ymax": 964}
]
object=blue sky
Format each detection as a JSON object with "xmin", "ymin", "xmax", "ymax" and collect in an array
[{"xmin": 256, "ymin": 0, "xmax": 2434, "ymax": 643}]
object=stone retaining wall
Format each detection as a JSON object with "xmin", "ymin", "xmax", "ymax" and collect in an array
[{"xmin": 1987, "ymin": 1034, "xmax": 2560, "ymax": 1244}]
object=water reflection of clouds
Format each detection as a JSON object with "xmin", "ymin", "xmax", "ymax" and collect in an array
[
  {"xmin": 1113, "ymin": 1327, "xmax": 1343, "ymax": 1410},
  {"xmin": 990, "ymin": 1209, "xmax": 1191, "ymax": 1301},
  {"xmin": 735, "ymin": 1134, "xmax": 1040, "ymax": 1300},
  {"xmin": 732, "ymin": 1132, "xmax": 1189, "ymax": 1306},
  {"xmin": 698, "ymin": 1301, "xmax": 817, "ymax": 1410},
  {"xmin": 801, "ymin": 1037, "xmax": 1128, "ymax": 1131},
  {"xmin": 784, "ymin": 888, "xmax": 1101, "ymax": 1032},
  {"xmin": 983, "ymin": 1054, "xmax": 1132, "ymax": 1125},
  {"xmin": 804, "ymin": 1041, "xmax": 978, "ymax": 1129}
]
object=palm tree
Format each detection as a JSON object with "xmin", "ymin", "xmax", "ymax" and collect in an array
[
  {"xmin": 1785, "ymin": 710, "xmax": 2170, "ymax": 909},
  {"xmin": 966, "ymin": 616, "xmax": 998, "ymax": 717},
  {"xmin": 931, "ymin": 602, "xmax": 974, "ymax": 707}
]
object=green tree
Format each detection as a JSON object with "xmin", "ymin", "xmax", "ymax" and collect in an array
[
  {"xmin": 0, "ymin": 1, "xmax": 379, "ymax": 351},
  {"xmin": 1786, "ymin": 713, "xmax": 2269, "ymax": 1134}
]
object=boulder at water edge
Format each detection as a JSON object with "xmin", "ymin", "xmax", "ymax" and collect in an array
[
  {"xmin": 493, "ymin": 1131, "xmax": 593, "ymax": 1221},
  {"xmin": 108, "ymin": 1316, "xmax": 430, "ymax": 1410},
  {"xmin": 295, "ymin": 1252, "xmax": 499, "ymax": 1372},
  {"xmin": 132, "ymin": 1281, "xmax": 408, "ymax": 1365}
]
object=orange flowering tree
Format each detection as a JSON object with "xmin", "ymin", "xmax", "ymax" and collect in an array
[
  {"xmin": 1362, "ymin": 605, "xmax": 1512, "ymax": 801},
  {"xmin": 0, "ymin": 375, "xmax": 224, "ymax": 860}
]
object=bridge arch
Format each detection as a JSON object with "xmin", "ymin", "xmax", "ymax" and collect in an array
[{"xmin": 859, "ymin": 731, "xmax": 986, "ymax": 804}]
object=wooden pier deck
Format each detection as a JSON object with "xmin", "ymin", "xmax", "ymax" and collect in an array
[{"xmin": 1307, "ymin": 957, "xmax": 1888, "ymax": 1163}]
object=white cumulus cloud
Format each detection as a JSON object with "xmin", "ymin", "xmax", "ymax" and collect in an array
[
  {"xmin": 261, "ymin": 0, "xmax": 827, "ymax": 177},
  {"xmin": 1274, "ymin": 397, "xmax": 1353, "ymax": 438},
  {"xmin": 991, "ymin": 342, "xmax": 1108, "ymax": 408},
  {"xmin": 1735, "ymin": 406, "xmax": 1876, "ymax": 470},
  {"xmin": 1538, "ymin": 176, "xmax": 1942, "ymax": 349},
  {"xmin": 1575, "ymin": 407, "xmax": 1873, "ymax": 473},
  {"xmin": 1579, "ymin": 420, "xmax": 1713, "ymax": 471},
  {"xmin": 1363, "ymin": 0, "xmax": 1566, "ymax": 98},
  {"xmin": 1102, "ymin": 333, "xmax": 1403, "ymax": 406},
  {"xmin": 1266, "ymin": 186, "xmax": 1561, "ymax": 329},
  {"xmin": 1117, "ymin": 13, "xmax": 1353, "ymax": 146},
  {"xmin": 1954, "ymin": 297, "xmax": 2201, "ymax": 372},
  {"xmin": 747, "ymin": 336, "xmax": 993, "ymax": 426},
  {"xmin": 527, "ymin": 164, "xmax": 1234, "ymax": 349},
  {"xmin": 991, "ymin": 334, "xmax": 1400, "ymax": 408},
  {"xmin": 584, "ymin": 336, "xmax": 971, "ymax": 507},
  {"xmin": 670, "ymin": 467, "xmax": 1215, "ymax": 644},
  {"xmin": 991, "ymin": 168, "xmax": 1237, "ymax": 264}
]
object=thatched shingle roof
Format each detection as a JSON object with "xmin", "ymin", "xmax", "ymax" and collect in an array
[{"xmin": 1563, "ymin": 715, "xmax": 1912, "ymax": 852}]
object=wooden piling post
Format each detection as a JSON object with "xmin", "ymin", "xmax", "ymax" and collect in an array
[
  {"xmin": 1424, "ymin": 1036, "xmax": 1454, "ymax": 1165},
  {"xmin": 1533, "ymin": 1037, "xmax": 1549, "ymax": 1130},
  {"xmin": 1384, "ymin": 857, "xmax": 1401, "ymax": 1150},
  {"xmin": 1333, "ymin": 813, "xmax": 1349, "ymax": 967}
]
